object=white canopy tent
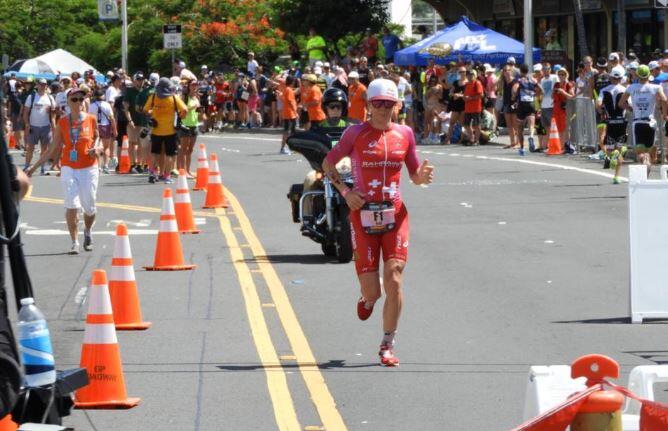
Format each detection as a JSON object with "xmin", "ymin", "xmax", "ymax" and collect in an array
[{"xmin": 5, "ymin": 49, "xmax": 101, "ymax": 80}]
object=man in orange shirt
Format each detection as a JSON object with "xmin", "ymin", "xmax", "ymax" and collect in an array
[
  {"xmin": 347, "ymin": 71, "xmax": 367, "ymax": 122},
  {"xmin": 280, "ymin": 75, "xmax": 298, "ymax": 154},
  {"xmin": 463, "ymin": 69, "xmax": 484, "ymax": 145},
  {"xmin": 301, "ymin": 74, "xmax": 326, "ymax": 129}
]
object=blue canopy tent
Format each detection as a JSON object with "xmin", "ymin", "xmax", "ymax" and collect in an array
[{"xmin": 394, "ymin": 17, "xmax": 540, "ymax": 66}]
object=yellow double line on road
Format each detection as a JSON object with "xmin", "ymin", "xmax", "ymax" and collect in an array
[
  {"xmin": 25, "ymin": 187, "xmax": 346, "ymax": 430},
  {"xmin": 219, "ymin": 190, "xmax": 347, "ymax": 431}
]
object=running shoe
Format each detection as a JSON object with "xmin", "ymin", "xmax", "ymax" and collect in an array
[
  {"xmin": 379, "ymin": 344, "xmax": 399, "ymax": 367},
  {"xmin": 518, "ymin": 148, "xmax": 525, "ymax": 156},
  {"xmin": 357, "ymin": 297, "xmax": 374, "ymax": 321},
  {"xmin": 613, "ymin": 176, "xmax": 621, "ymax": 184},
  {"xmin": 164, "ymin": 177, "xmax": 174, "ymax": 184},
  {"xmin": 130, "ymin": 166, "xmax": 139, "ymax": 174},
  {"xmin": 528, "ymin": 137, "xmax": 536, "ymax": 153},
  {"xmin": 148, "ymin": 173, "xmax": 157, "ymax": 183},
  {"xmin": 83, "ymin": 231, "xmax": 93, "ymax": 251},
  {"xmin": 102, "ymin": 166, "xmax": 110, "ymax": 174},
  {"xmin": 69, "ymin": 242, "xmax": 80, "ymax": 255},
  {"xmin": 280, "ymin": 147, "xmax": 291, "ymax": 155},
  {"xmin": 603, "ymin": 157, "xmax": 611, "ymax": 169}
]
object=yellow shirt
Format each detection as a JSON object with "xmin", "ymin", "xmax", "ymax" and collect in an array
[{"xmin": 143, "ymin": 93, "xmax": 187, "ymax": 136}]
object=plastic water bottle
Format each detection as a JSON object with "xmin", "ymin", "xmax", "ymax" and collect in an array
[{"xmin": 17, "ymin": 298, "xmax": 56, "ymax": 387}]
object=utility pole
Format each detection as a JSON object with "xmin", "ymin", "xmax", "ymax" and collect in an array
[
  {"xmin": 524, "ymin": 0, "xmax": 533, "ymax": 69},
  {"xmin": 617, "ymin": 0, "xmax": 626, "ymax": 53},
  {"xmin": 121, "ymin": 0, "xmax": 128, "ymax": 71}
]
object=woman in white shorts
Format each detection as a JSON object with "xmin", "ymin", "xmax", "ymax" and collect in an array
[{"xmin": 27, "ymin": 87, "xmax": 102, "ymax": 254}]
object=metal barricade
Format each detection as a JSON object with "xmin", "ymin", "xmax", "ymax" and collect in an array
[{"xmin": 569, "ymin": 97, "xmax": 597, "ymax": 151}]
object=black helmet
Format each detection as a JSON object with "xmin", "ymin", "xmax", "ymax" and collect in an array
[{"xmin": 322, "ymin": 88, "xmax": 348, "ymax": 118}]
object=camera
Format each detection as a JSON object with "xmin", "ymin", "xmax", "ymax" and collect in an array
[{"xmin": 139, "ymin": 127, "xmax": 150, "ymax": 139}]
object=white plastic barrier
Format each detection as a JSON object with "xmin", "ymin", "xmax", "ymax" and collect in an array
[
  {"xmin": 628, "ymin": 165, "xmax": 668, "ymax": 323},
  {"xmin": 521, "ymin": 364, "xmax": 668, "ymax": 430},
  {"xmin": 522, "ymin": 365, "xmax": 586, "ymax": 421}
]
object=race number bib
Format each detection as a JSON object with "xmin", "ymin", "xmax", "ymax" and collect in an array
[{"xmin": 360, "ymin": 201, "xmax": 396, "ymax": 235}]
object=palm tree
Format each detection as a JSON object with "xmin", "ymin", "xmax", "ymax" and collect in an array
[{"xmin": 573, "ymin": 0, "xmax": 589, "ymax": 58}]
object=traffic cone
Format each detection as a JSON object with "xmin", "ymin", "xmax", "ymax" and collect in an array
[
  {"xmin": 109, "ymin": 223, "xmax": 151, "ymax": 330},
  {"xmin": 75, "ymin": 269, "xmax": 140, "ymax": 409},
  {"xmin": 193, "ymin": 143, "xmax": 209, "ymax": 191},
  {"xmin": 546, "ymin": 118, "xmax": 562, "ymax": 155},
  {"xmin": 8, "ymin": 134, "xmax": 16, "ymax": 149},
  {"xmin": 174, "ymin": 169, "xmax": 201, "ymax": 234},
  {"xmin": 144, "ymin": 188, "xmax": 196, "ymax": 271},
  {"xmin": 0, "ymin": 415, "xmax": 17, "ymax": 431},
  {"xmin": 202, "ymin": 153, "xmax": 228, "ymax": 208},
  {"xmin": 118, "ymin": 135, "xmax": 131, "ymax": 174}
]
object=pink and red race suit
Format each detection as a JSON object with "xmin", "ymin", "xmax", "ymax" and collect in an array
[{"xmin": 325, "ymin": 122, "xmax": 420, "ymax": 274}]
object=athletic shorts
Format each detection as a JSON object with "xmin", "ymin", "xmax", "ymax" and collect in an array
[
  {"xmin": 60, "ymin": 165, "xmax": 99, "ymax": 215},
  {"xmin": 350, "ymin": 202, "xmax": 409, "ymax": 274},
  {"xmin": 98, "ymin": 124, "xmax": 114, "ymax": 140},
  {"xmin": 632, "ymin": 121, "xmax": 656, "ymax": 149},
  {"xmin": 605, "ymin": 122, "xmax": 627, "ymax": 149},
  {"xmin": 540, "ymin": 108, "xmax": 553, "ymax": 130},
  {"xmin": 283, "ymin": 119, "xmax": 296, "ymax": 134},
  {"xmin": 150, "ymin": 133, "xmax": 178, "ymax": 156},
  {"xmin": 215, "ymin": 102, "xmax": 225, "ymax": 112},
  {"xmin": 28, "ymin": 125, "xmax": 52, "ymax": 146},
  {"xmin": 463, "ymin": 112, "xmax": 481, "ymax": 126},
  {"xmin": 502, "ymin": 104, "xmax": 517, "ymax": 115},
  {"xmin": 178, "ymin": 126, "xmax": 199, "ymax": 138},
  {"xmin": 516, "ymin": 102, "xmax": 536, "ymax": 121}
]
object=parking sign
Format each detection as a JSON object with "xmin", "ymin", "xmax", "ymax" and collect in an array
[{"xmin": 163, "ymin": 25, "xmax": 182, "ymax": 49}]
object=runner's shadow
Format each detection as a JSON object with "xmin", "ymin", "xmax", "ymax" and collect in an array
[
  {"xmin": 242, "ymin": 254, "xmax": 338, "ymax": 265},
  {"xmin": 217, "ymin": 360, "xmax": 377, "ymax": 371},
  {"xmin": 24, "ymin": 251, "xmax": 73, "ymax": 257},
  {"xmin": 103, "ymin": 181, "xmax": 152, "ymax": 187}
]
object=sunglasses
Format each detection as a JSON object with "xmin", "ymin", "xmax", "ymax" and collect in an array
[
  {"xmin": 69, "ymin": 97, "xmax": 84, "ymax": 102},
  {"xmin": 326, "ymin": 104, "xmax": 343, "ymax": 110},
  {"xmin": 458, "ymin": 70, "xmax": 466, "ymax": 74},
  {"xmin": 370, "ymin": 100, "xmax": 396, "ymax": 109}
]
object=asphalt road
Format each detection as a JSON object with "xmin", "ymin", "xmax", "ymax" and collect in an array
[{"xmin": 7, "ymin": 132, "xmax": 668, "ymax": 430}]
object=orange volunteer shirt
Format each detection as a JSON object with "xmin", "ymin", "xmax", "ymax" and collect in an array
[
  {"xmin": 464, "ymin": 79, "xmax": 484, "ymax": 113},
  {"xmin": 348, "ymin": 82, "xmax": 367, "ymax": 122},
  {"xmin": 304, "ymin": 85, "xmax": 326, "ymax": 122},
  {"xmin": 281, "ymin": 85, "xmax": 298, "ymax": 120},
  {"xmin": 59, "ymin": 113, "xmax": 98, "ymax": 169}
]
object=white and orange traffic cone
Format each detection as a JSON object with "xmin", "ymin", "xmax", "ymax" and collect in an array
[
  {"xmin": 108, "ymin": 223, "xmax": 151, "ymax": 330},
  {"xmin": 202, "ymin": 153, "xmax": 228, "ymax": 208},
  {"xmin": 193, "ymin": 143, "xmax": 209, "ymax": 191},
  {"xmin": 144, "ymin": 189, "xmax": 196, "ymax": 271},
  {"xmin": 118, "ymin": 135, "xmax": 131, "ymax": 174},
  {"xmin": 174, "ymin": 169, "xmax": 201, "ymax": 234},
  {"xmin": 75, "ymin": 269, "xmax": 141, "ymax": 409},
  {"xmin": 546, "ymin": 118, "xmax": 562, "ymax": 156}
]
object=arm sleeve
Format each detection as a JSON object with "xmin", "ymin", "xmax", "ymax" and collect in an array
[
  {"xmin": 403, "ymin": 126, "xmax": 420, "ymax": 175},
  {"xmin": 23, "ymin": 95, "xmax": 31, "ymax": 108},
  {"xmin": 325, "ymin": 124, "xmax": 358, "ymax": 165}
]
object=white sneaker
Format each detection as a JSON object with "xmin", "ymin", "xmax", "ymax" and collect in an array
[
  {"xmin": 280, "ymin": 148, "xmax": 291, "ymax": 155},
  {"xmin": 69, "ymin": 242, "xmax": 80, "ymax": 255}
]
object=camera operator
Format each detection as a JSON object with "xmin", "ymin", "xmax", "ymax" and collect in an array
[{"xmin": 0, "ymin": 85, "xmax": 30, "ymax": 423}]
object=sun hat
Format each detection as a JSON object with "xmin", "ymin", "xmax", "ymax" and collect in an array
[
  {"xmin": 637, "ymin": 65, "xmax": 650, "ymax": 79},
  {"xmin": 348, "ymin": 71, "xmax": 360, "ymax": 79}
]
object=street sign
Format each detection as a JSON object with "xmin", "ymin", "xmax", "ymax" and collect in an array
[
  {"xmin": 656, "ymin": 0, "xmax": 668, "ymax": 8},
  {"xmin": 163, "ymin": 24, "xmax": 182, "ymax": 49},
  {"xmin": 98, "ymin": 0, "xmax": 119, "ymax": 21}
]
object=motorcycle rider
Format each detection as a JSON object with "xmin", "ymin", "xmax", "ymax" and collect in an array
[{"xmin": 301, "ymin": 88, "xmax": 356, "ymax": 225}]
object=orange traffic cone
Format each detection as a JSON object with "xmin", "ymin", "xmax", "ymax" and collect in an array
[
  {"xmin": 174, "ymin": 169, "xmax": 201, "ymax": 234},
  {"xmin": 202, "ymin": 153, "xmax": 228, "ymax": 208},
  {"xmin": 144, "ymin": 189, "xmax": 196, "ymax": 271},
  {"xmin": 8, "ymin": 134, "xmax": 16, "ymax": 149},
  {"xmin": 109, "ymin": 223, "xmax": 151, "ymax": 330},
  {"xmin": 546, "ymin": 118, "xmax": 562, "ymax": 155},
  {"xmin": 75, "ymin": 269, "xmax": 140, "ymax": 409},
  {"xmin": 0, "ymin": 415, "xmax": 17, "ymax": 431},
  {"xmin": 118, "ymin": 135, "xmax": 131, "ymax": 174},
  {"xmin": 193, "ymin": 143, "xmax": 209, "ymax": 191}
]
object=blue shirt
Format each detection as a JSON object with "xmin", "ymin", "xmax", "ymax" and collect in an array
[
  {"xmin": 382, "ymin": 34, "xmax": 401, "ymax": 59},
  {"xmin": 653, "ymin": 72, "xmax": 668, "ymax": 84}
]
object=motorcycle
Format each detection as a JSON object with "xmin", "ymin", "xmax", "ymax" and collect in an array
[{"xmin": 286, "ymin": 128, "xmax": 354, "ymax": 263}]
